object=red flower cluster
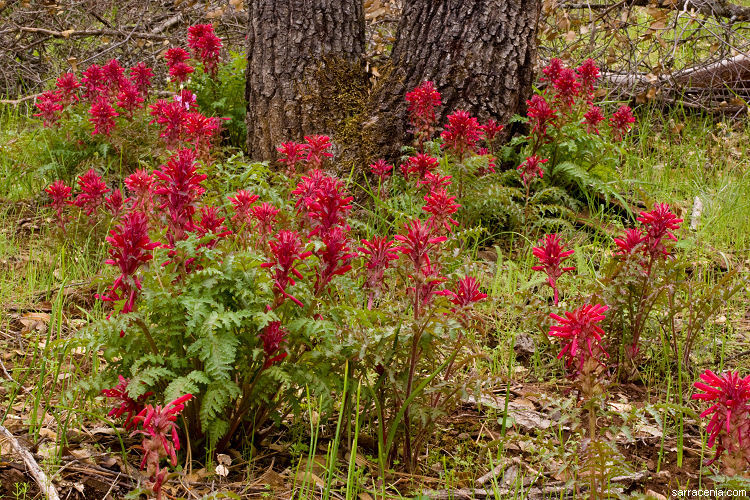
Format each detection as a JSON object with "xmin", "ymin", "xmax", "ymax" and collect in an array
[
  {"xmin": 89, "ymin": 97, "xmax": 119, "ymax": 136},
  {"xmin": 402, "ymin": 153, "xmax": 439, "ymax": 183},
  {"xmin": 583, "ymin": 105, "xmax": 605, "ymax": 134},
  {"xmin": 251, "ymin": 203, "xmax": 280, "ymax": 247},
  {"xmin": 304, "ymin": 135, "xmax": 334, "ymax": 169},
  {"xmin": 277, "ymin": 141, "xmax": 308, "ymax": 173},
  {"xmin": 370, "ymin": 159, "xmax": 393, "ymax": 182},
  {"xmin": 481, "ymin": 119, "xmax": 504, "ymax": 147},
  {"xmin": 165, "ymin": 47, "xmax": 194, "ymax": 83},
  {"xmin": 293, "ymin": 170, "xmax": 353, "ymax": 237},
  {"xmin": 228, "ymin": 189, "xmax": 260, "ymax": 230},
  {"xmin": 34, "ymin": 91, "xmax": 64, "ymax": 127},
  {"xmin": 315, "ymin": 225, "xmax": 356, "ymax": 295},
  {"xmin": 440, "ymin": 276, "xmax": 487, "ymax": 309},
  {"xmin": 102, "ymin": 375, "xmax": 152, "ymax": 428},
  {"xmin": 125, "ymin": 169, "xmax": 155, "ymax": 213},
  {"xmin": 441, "ymin": 110, "xmax": 482, "ymax": 160},
  {"xmin": 406, "ymin": 81, "xmax": 442, "ymax": 145},
  {"xmin": 73, "ymin": 169, "xmax": 110, "ymax": 217},
  {"xmin": 187, "ymin": 24, "xmax": 222, "ymax": 78},
  {"xmin": 105, "ymin": 188, "xmax": 130, "ymax": 219},
  {"xmin": 260, "ymin": 321, "xmax": 288, "ymax": 368},
  {"xmin": 45, "ymin": 180, "xmax": 72, "ymax": 230},
  {"xmin": 532, "ymin": 233, "xmax": 575, "ymax": 306},
  {"xmin": 262, "ymin": 230, "xmax": 313, "ymax": 307},
  {"xmin": 422, "ymin": 188, "xmax": 461, "ymax": 232},
  {"xmin": 517, "ymin": 155, "xmax": 547, "ymax": 186},
  {"xmin": 610, "ymin": 105, "xmax": 636, "ymax": 141},
  {"xmin": 526, "ymin": 94, "xmax": 556, "ymax": 139},
  {"xmin": 693, "ymin": 370, "xmax": 750, "ymax": 471},
  {"xmin": 615, "ymin": 203, "xmax": 682, "ymax": 261},
  {"xmin": 358, "ymin": 235, "xmax": 399, "ymax": 309},
  {"xmin": 549, "ymin": 303, "xmax": 609, "ymax": 377},
  {"xmin": 552, "ymin": 68, "xmax": 581, "ymax": 108}
]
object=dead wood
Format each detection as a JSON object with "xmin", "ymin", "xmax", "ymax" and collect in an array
[{"xmin": 0, "ymin": 425, "xmax": 61, "ymax": 500}]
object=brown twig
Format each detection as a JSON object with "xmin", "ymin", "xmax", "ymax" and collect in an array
[{"xmin": 0, "ymin": 425, "xmax": 61, "ymax": 500}]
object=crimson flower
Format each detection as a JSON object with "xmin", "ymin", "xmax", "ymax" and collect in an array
[
  {"xmin": 131, "ymin": 394, "xmax": 193, "ymax": 475},
  {"xmin": 476, "ymin": 147, "xmax": 497, "ymax": 175},
  {"xmin": 116, "ymin": 82, "xmax": 144, "ymax": 119},
  {"xmin": 303, "ymin": 173, "xmax": 353, "ymax": 237},
  {"xmin": 613, "ymin": 228, "xmax": 645, "ymax": 258},
  {"xmin": 260, "ymin": 321, "xmax": 288, "ymax": 368},
  {"xmin": 314, "ymin": 225, "xmax": 356, "ymax": 294},
  {"xmin": 526, "ymin": 94, "xmax": 556, "ymax": 138},
  {"xmin": 55, "ymin": 73, "xmax": 80, "ymax": 106},
  {"xmin": 370, "ymin": 159, "xmax": 393, "ymax": 182},
  {"xmin": 73, "ymin": 169, "xmax": 110, "ymax": 216},
  {"xmin": 34, "ymin": 91, "xmax": 63, "ymax": 127},
  {"xmin": 394, "ymin": 218, "xmax": 447, "ymax": 276},
  {"xmin": 304, "ymin": 135, "xmax": 334, "ymax": 169},
  {"xmin": 187, "ymin": 24, "xmax": 222, "ymax": 77},
  {"xmin": 89, "ymin": 97, "xmax": 119, "ymax": 136},
  {"xmin": 45, "ymin": 180, "xmax": 72, "ymax": 230},
  {"xmin": 261, "ymin": 230, "xmax": 313, "ymax": 307},
  {"xmin": 81, "ymin": 64, "xmax": 106, "ymax": 101},
  {"xmin": 636, "ymin": 203, "xmax": 682, "ymax": 259},
  {"xmin": 517, "ymin": 155, "xmax": 547, "ymax": 186},
  {"xmin": 553, "ymin": 68, "xmax": 581, "ymax": 107},
  {"xmin": 125, "ymin": 169, "xmax": 155, "ymax": 213},
  {"xmin": 105, "ymin": 188, "xmax": 130, "ymax": 218},
  {"xmin": 277, "ymin": 141, "xmax": 308, "ymax": 173},
  {"xmin": 402, "ymin": 153, "xmax": 439, "ymax": 182},
  {"xmin": 153, "ymin": 149, "xmax": 207, "ymax": 244},
  {"xmin": 228, "ymin": 189, "xmax": 260, "ymax": 229},
  {"xmin": 441, "ymin": 110, "xmax": 483, "ymax": 160},
  {"xmin": 419, "ymin": 172, "xmax": 453, "ymax": 192},
  {"xmin": 481, "ymin": 119, "xmax": 504, "ymax": 145},
  {"xmin": 102, "ymin": 375, "xmax": 152, "ymax": 428},
  {"xmin": 542, "ymin": 58, "xmax": 565, "ymax": 82},
  {"xmin": 531, "ymin": 233, "xmax": 575, "ymax": 306},
  {"xmin": 195, "ymin": 206, "xmax": 231, "ymax": 245},
  {"xmin": 103, "ymin": 59, "xmax": 127, "ymax": 93},
  {"xmin": 251, "ymin": 203, "xmax": 280, "ymax": 246},
  {"xmin": 576, "ymin": 58, "xmax": 600, "ymax": 96},
  {"xmin": 610, "ymin": 105, "xmax": 636, "ymax": 141},
  {"xmin": 549, "ymin": 304, "xmax": 609, "ymax": 377},
  {"xmin": 358, "ymin": 235, "xmax": 398, "ymax": 309},
  {"xmin": 149, "ymin": 99, "xmax": 185, "ymax": 147},
  {"xmin": 406, "ymin": 81, "xmax": 442, "ymax": 140},
  {"xmin": 291, "ymin": 169, "xmax": 327, "ymax": 214},
  {"xmin": 583, "ymin": 106, "xmax": 605, "ymax": 134},
  {"xmin": 693, "ymin": 370, "xmax": 750, "ymax": 468},
  {"xmin": 440, "ymin": 276, "xmax": 487, "ymax": 309},
  {"xmin": 165, "ymin": 47, "xmax": 190, "ymax": 66},
  {"xmin": 130, "ymin": 62, "xmax": 154, "ymax": 96},
  {"xmin": 169, "ymin": 62, "xmax": 194, "ymax": 83},
  {"xmin": 184, "ymin": 113, "xmax": 220, "ymax": 156},
  {"xmin": 422, "ymin": 188, "xmax": 461, "ymax": 232},
  {"xmin": 98, "ymin": 211, "xmax": 159, "ymax": 316}
]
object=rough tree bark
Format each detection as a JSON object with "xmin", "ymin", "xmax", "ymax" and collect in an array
[
  {"xmin": 367, "ymin": 0, "xmax": 541, "ymax": 156},
  {"xmin": 245, "ymin": 0, "xmax": 365, "ymax": 161}
]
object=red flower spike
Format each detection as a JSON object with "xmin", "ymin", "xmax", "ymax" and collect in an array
[
  {"xmin": 583, "ymin": 106, "xmax": 605, "ymax": 134},
  {"xmin": 260, "ymin": 321, "xmax": 288, "ymax": 368},
  {"xmin": 419, "ymin": 172, "xmax": 453, "ymax": 192},
  {"xmin": 73, "ymin": 169, "xmax": 110, "ymax": 216},
  {"xmin": 304, "ymin": 135, "xmax": 334, "ymax": 169},
  {"xmin": 89, "ymin": 97, "xmax": 119, "ymax": 136},
  {"xmin": 636, "ymin": 203, "xmax": 683, "ymax": 259},
  {"xmin": 194, "ymin": 206, "xmax": 231, "ymax": 251},
  {"xmin": 149, "ymin": 99, "xmax": 185, "ymax": 147},
  {"xmin": 187, "ymin": 24, "xmax": 223, "ymax": 78},
  {"xmin": 228, "ymin": 189, "xmax": 260, "ymax": 230},
  {"xmin": 610, "ymin": 105, "xmax": 636, "ymax": 142},
  {"xmin": 549, "ymin": 303, "xmax": 609, "ymax": 377},
  {"xmin": 614, "ymin": 228, "xmax": 645, "ymax": 258},
  {"xmin": 422, "ymin": 188, "xmax": 461, "ymax": 232},
  {"xmin": 102, "ymin": 375, "xmax": 152, "ymax": 428},
  {"xmin": 125, "ymin": 169, "xmax": 155, "ymax": 213},
  {"xmin": 153, "ymin": 149, "xmax": 207, "ymax": 245},
  {"xmin": 251, "ymin": 203, "xmax": 280, "ymax": 246},
  {"xmin": 358, "ymin": 235, "xmax": 399, "ymax": 309},
  {"xmin": 105, "ymin": 188, "xmax": 131, "ymax": 219},
  {"xmin": 692, "ymin": 370, "xmax": 750, "ymax": 467},
  {"xmin": 102, "ymin": 59, "xmax": 127, "ymax": 93},
  {"xmin": 130, "ymin": 62, "xmax": 154, "ymax": 96},
  {"xmin": 402, "ymin": 153, "xmax": 440, "ymax": 182},
  {"xmin": 576, "ymin": 58, "xmax": 600, "ymax": 96},
  {"xmin": 481, "ymin": 119, "xmax": 504, "ymax": 145},
  {"xmin": 441, "ymin": 276, "xmax": 487, "ymax": 309},
  {"xmin": 370, "ymin": 159, "xmax": 394, "ymax": 181},
  {"xmin": 261, "ymin": 230, "xmax": 313, "ymax": 307},
  {"xmin": 291, "ymin": 169, "xmax": 327, "ymax": 214},
  {"xmin": 406, "ymin": 81, "xmax": 442, "ymax": 141},
  {"xmin": 526, "ymin": 94, "xmax": 556, "ymax": 138},
  {"xmin": 81, "ymin": 64, "xmax": 107, "ymax": 101},
  {"xmin": 34, "ymin": 91, "xmax": 64, "ymax": 127},
  {"xmin": 517, "ymin": 155, "xmax": 547, "ymax": 187},
  {"xmin": 184, "ymin": 112, "xmax": 220, "ymax": 156},
  {"xmin": 169, "ymin": 62, "xmax": 194, "ymax": 83},
  {"xmin": 542, "ymin": 58, "xmax": 565, "ymax": 82},
  {"xmin": 476, "ymin": 147, "xmax": 497, "ymax": 176},
  {"xmin": 552, "ymin": 68, "xmax": 581, "ymax": 107},
  {"xmin": 45, "ymin": 180, "xmax": 72, "ymax": 230},
  {"xmin": 441, "ymin": 110, "xmax": 483, "ymax": 160},
  {"xmin": 303, "ymin": 173, "xmax": 353, "ymax": 237},
  {"xmin": 531, "ymin": 233, "xmax": 575, "ymax": 306},
  {"xmin": 393, "ymin": 218, "xmax": 447, "ymax": 276},
  {"xmin": 55, "ymin": 73, "xmax": 80, "ymax": 106},
  {"xmin": 277, "ymin": 141, "xmax": 309, "ymax": 174},
  {"xmin": 116, "ymin": 81, "xmax": 145, "ymax": 119},
  {"xmin": 165, "ymin": 47, "xmax": 190, "ymax": 66},
  {"xmin": 314, "ymin": 225, "xmax": 356, "ymax": 294}
]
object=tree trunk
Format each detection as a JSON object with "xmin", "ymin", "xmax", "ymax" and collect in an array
[
  {"xmin": 245, "ymin": 0, "xmax": 365, "ymax": 161},
  {"xmin": 367, "ymin": 0, "xmax": 541, "ymax": 156}
]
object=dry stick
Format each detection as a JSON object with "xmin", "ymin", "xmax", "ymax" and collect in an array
[{"xmin": 0, "ymin": 424, "xmax": 61, "ymax": 500}]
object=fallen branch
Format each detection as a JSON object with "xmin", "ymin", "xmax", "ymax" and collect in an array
[
  {"xmin": 0, "ymin": 425, "xmax": 61, "ymax": 500},
  {"xmin": 562, "ymin": 0, "xmax": 750, "ymax": 20},
  {"xmin": 18, "ymin": 26, "xmax": 168, "ymax": 41}
]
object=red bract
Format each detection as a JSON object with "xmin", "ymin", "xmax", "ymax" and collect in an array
[
  {"xmin": 228, "ymin": 189, "xmax": 259, "ymax": 229},
  {"xmin": 125, "ymin": 169, "xmax": 155, "ymax": 213},
  {"xmin": 73, "ymin": 169, "xmax": 110, "ymax": 216},
  {"xmin": 314, "ymin": 225, "xmax": 355, "ymax": 294},
  {"xmin": 149, "ymin": 99, "xmax": 185, "ymax": 147},
  {"xmin": 291, "ymin": 169, "xmax": 327, "ymax": 213},
  {"xmin": 614, "ymin": 228, "xmax": 645, "ymax": 257},
  {"xmin": 261, "ymin": 230, "xmax": 313, "ymax": 307},
  {"xmin": 552, "ymin": 68, "xmax": 581, "ymax": 107},
  {"xmin": 304, "ymin": 135, "xmax": 334, "ymax": 169},
  {"xmin": 102, "ymin": 375, "xmax": 152, "ymax": 428},
  {"xmin": 81, "ymin": 64, "xmax": 106, "ymax": 101},
  {"xmin": 517, "ymin": 155, "xmax": 547, "ymax": 186},
  {"xmin": 636, "ymin": 203, "xmax": 682, "ymax": 259},
  {"xmin": 105, "ymin": 188, "xmax": 130, "ymax": 218},
  {"xmin": 370, "ymin": 159, "xmax": 393, "ymax": 181},
  {"xmin": 153, "ymin": 149, "xmax": 207, "ymax": 245},
  {"xmin": 419, "ymin": 172, "xmax": 453, "ymax": 192},
  {"xmin": 481, "ymin": 119, "xmax": 504, "ymax": 146},
  {"xmin": 116, "ymin": 81, "xmax": 144, "ymax": 119},
  {"xmin": 260, "ymin": 321, "xmax": 288, "ymax": 368},
  {"xmin": 358, "ymin": 235, "xmax": 398, "ymax": 309},
  {"xmin": 55, "ymin": 73, "xmax": 80, "ymax": 106},
  {"xmin": 89, "ymin": 97, "xmax": 119, "ymax": 136},
  {"xmin": 187, "ymin": 24, "xmax": 222, "ymax": 77},
  {"xmin": 526, "ymin": 94, "xmax": 556, "ymax": 138},
  {"xmin": 441, "ymin": 110, "xmax": 483, "ymax": 160},
  {"xmin": 406, "ymin": 81, "xmax": 442, "ymax": 141},
  {"xmin": 103, "ymin": 59, "xmax": 127, "ymax": 93},
  {"xmin": 277, "ymin": 141, "xmax": 308, "ymax": 173},
  {"xmin": 542, "ymin": 58, "xmax": 565, "ymax": 82},
  {"xmin": 184, "ymin": 112, "xmax": 220, "ymax": 156},
  {"xmin": 251, "ymin": 203, "xmax": 280, "ymax": 246},
  {"xmin": 34, "ymin": 91, "xmax": 63, "ymax": 127},
  {"xmin": 610, "ymin": 105, "xmax": 636, "ymax": 141},
  {"xmin": 169, "ymin": 62, "xmax": 194, "ymax": 83},
  {"xmin": 98, "ymin": 211, "xmax": 159, "ymax": 316},
  {"xmin": 583, "ymin": 106, "xmax": 605, "ymax": 134},
  {"xmin": 304, "ymin": 174, "xmax": 353, "ymax": 237},
  {"xmin": 692, "ymin": 370, "xmax": 750, "ymax": 469},
  {"xmin": 549, "ymin": 304, "xmax": 609, "ymax": 377},
  {"xmin": 422, "ymin": 188, "xmax": 461, "ymax": 232},
  {"xmin": 165, "ymin": 47, "xmax": 190, "ymax": 66},
  {"xmin": 174, "ymin": 89, "xmax": 198, "ymax": 111},
  {"xmin": 576, "ymin": 58, "xmax": 600, "ymax": 96},
  {"xmin": 532, "ymin": 233, "xmax": 575, "ymax": 306},
  {"xmin": 402, "ymin": 153, "xmax": 439, "ymax": 182},
  {"xmin": 130, "ymin": 62, "xmax": 154, "ymax": 96},
  {"xmin": 476, "ymin": 147, "xmax": 497, "ymax": 175},
  {"xmin": 440, "ymin": 276, "xmax": 487, "ymax": 309},
  {"xmin": 45, "ymin": 180, "xmax": 72, "ymax": 230},
  {"xmin": 394, "ymin": 218, "xmax": 447, "ymax": 276},
  {"xmin": 195, "ymin": 206, "xmax": 231, "ymax": 245}
]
